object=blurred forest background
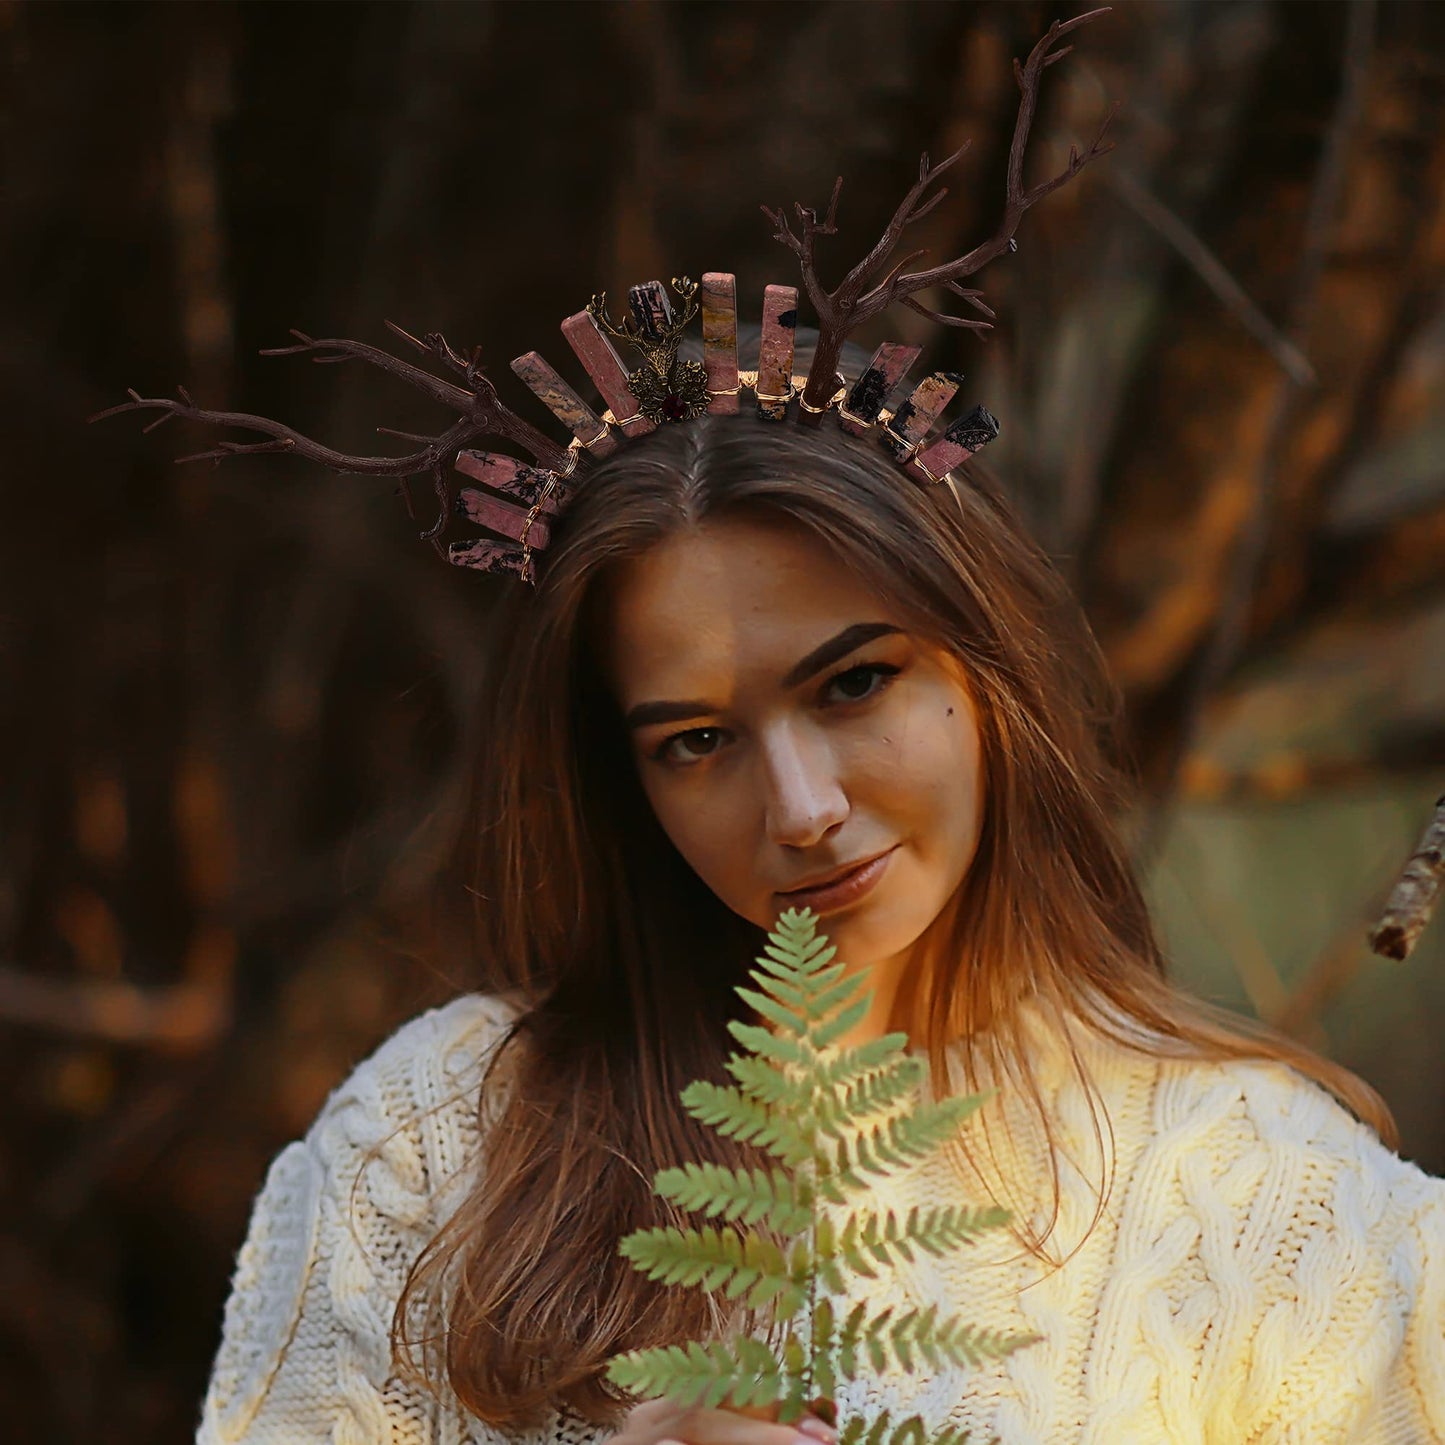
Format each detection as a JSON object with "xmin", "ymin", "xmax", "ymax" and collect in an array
[{"xmin": 2, "ymin": 0, "xmax": 1444, "ymax": 1439}]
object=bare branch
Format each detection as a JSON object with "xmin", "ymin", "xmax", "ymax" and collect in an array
[
  {"xmin": 91, "ymin": 391, "xmax": 438, "ymax": 475},
  {"xmin": 877, "ymin": 246, "xmax": 932, "ymax": 295},
  {"xmin": 899, "ymin": 296, "xmax": 995, "ymax": 331},
  {"xmin": 1105, "ymin": 168, "xmax": 1315, "ymax": 386},
  {"xmin": 91, "ymin": 327, "xmax": 572, "ymax": 544},
  {"xmin": 769, "ymin": 9, "xmax": 1116, "ymax": 414},
  {"xmin": 376, "ymin": 426, "xmax": 436, "ymax": 443},
  {"xmin": 1369, "ymin": 796, "xmax": 1445, "ymax": 960},
  {"xmin": 257, "ymin": 329, "xmax": 476, "ymax": 412},
  {"xmin": 945, "ymin": 281, "xmax": 997, "ymax": 319}
]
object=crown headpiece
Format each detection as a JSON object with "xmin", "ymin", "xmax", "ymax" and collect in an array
[{"xmin": 93, "ymin": 11, "xmax": 1115, "ymax": 588}]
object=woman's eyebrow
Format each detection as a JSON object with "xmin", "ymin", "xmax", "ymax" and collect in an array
[
  {"xmin": 780, "ymin": 621, "xmax": 902, "ymax": 689},
  {"xmin": 624, "ymin": 622, "xmax": 903, "ymax": 731}
]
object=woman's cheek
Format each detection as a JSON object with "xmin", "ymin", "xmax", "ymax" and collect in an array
[{"xmin": 650, "ymin": 781, "xmax": 745, "ymax": 901}]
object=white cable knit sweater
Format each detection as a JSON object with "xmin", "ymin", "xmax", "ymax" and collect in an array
[{"xmin": 196, "ymin": 993, "xmax": 1445, "ymax": 1444}]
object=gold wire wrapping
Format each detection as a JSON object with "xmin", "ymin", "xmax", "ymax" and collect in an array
[
  {"xmin": 797, "ymin": 373, "xmax": 849, "ymax": 415},
  {"xmin": 880, "ymin": 410, "xmax": 926, "ymax": 464},
  {"xmin": 518, "ymin": 470, "xmax": 560, "ymax": 586}
]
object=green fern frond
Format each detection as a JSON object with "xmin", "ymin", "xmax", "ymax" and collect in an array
[
  {"xmin": 928, "ymin": 1428, "xmax": 983, "ymax": 1445},
  {"xmin": 743, "ymin": 968, "xmax": 811, "ymax": 1014},
  {"xmin": 724, "ymin": 1052, "xmax": 812, "ymax": 1109},
  {"xmin": 817, "ymin": 1032, "xmax": 913, "ymax": 1088},
  {"xmin": 833, "ymin": 1204, "xmax": 1014, "ymax": 1272},
  {"xmin": 814, "ymin": 1056, "xmax": 927, "ymax": 1137},
  {"xmin": 654, "ymin": 1162, "xmax": 814, "ymax": 1233},
  {"xmin": 763, "ymin": 910, "xmax": 836, "ymax": 967},
  {"xmin": 838, "ymin": 1058, "xmax": 929, "ymax": 1117},
  {"xmin": 812, "ymin": 1204, "xmax": 1008, "ymax": 1285},
  {"xmin": 735, "ymin": 985, "xmax": 810, "ymax": 1039},
  {"xmin": 606, "ymin": 1336, "xmax": 786, "ymax": 1409},
  {"xmin": 808, "ymin": 991, "xmax": 873, "ymax": 1050},
  {"xmin": 926, "ymin": 1315, "xmax": 1042, "ymax": 1370},
  {"xmin": 802, "ymin": 967, "xmax": 868, "ymax": 1021},
  {"xmin": 681, "ymin": 1080, "xmax": 813, "ymax": 1166},
  {"xmin": 618, "ymin": 1223, "xmax": 804, "ymax": 1312},
  {"xmin": 610, "ymin": 908, "xmax": 1034, "ymax": 1437},
  {"xmin": 839, "ymin": 1092, "xmax": 991, "ymax": 1177},
  {"xmin": 836, "ymin": 1410, "xmax": 934, "ymax": 1445},
  {"xmin": 726, "ymin": 1018, "xmax": 808, "ymax": 1067},
  {"xmin": 829, "ymin": 1303, "xmax": 1038, "ymax": 1378}
]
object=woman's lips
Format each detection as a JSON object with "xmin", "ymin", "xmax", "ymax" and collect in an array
[{"xmin": 776, "ymin": 847, "xmax": 897, "ymax": 915}]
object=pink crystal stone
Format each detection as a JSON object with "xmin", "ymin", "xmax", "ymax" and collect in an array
[
  {"xmin": 453, "ymin": 451, "xmax": 572, "ymax": 518},
  {"xmin": 838, "ymin": 342, "xmax": 921, "ymax": 437},
  {"xmin": 907, "ymin": 403, "xmax": 1001, "ymax": 484},
  {"xmin": 701, "ymin": 272, "xmax": 740, "ymax": 416},
  {"xmin": 454, "ymin": 488, "xmax": 551, "ymax": 549},
  {"xmin": 448, "ymin": 537, "xmax": 529, "ymax": 578},
  {"xmin": 561, "ymin": 310, "xmax": 657, "ymax": 439},
  {"xmin": 510, "ymin": 351, "xmax": 619, "ymax": 458},
  {"xmin": 756, "ymin": 284, "xmax": 798, "ymax": 422},
  {"xmin": 883, "ymin": 371, "xmax": 964, "ymax": 461}
]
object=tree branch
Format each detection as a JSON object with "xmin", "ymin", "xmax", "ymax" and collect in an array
[
  {"xmin": 769, "ymin": 8, "xmax": 1116, "ymax": 417},
  {"xmin": 1369, "ymin": 795, "xmax": 1445, "ymax": 960},
  {"xmin": 90, "ymin": 330, "xmax": 571, "ymax": 542}
]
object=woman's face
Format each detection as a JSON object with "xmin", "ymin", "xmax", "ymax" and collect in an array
[{"xmin": 603, "ymin": 515, "xmax": 985, "ymax": 977}]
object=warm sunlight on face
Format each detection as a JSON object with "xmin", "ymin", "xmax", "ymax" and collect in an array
[{"xmin": 604, "ymin": 515, "xmax": 985, "ymax": 1010}]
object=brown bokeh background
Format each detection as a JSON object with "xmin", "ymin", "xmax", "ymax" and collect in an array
[{"xmin": 3, "ymin": 0, "xmax": 1444, "ymax": 1439}]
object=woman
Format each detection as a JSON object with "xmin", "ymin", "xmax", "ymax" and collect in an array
[{"xmin": 194, "ymin": 372, "xmax": 1445, "ymax": 1444}]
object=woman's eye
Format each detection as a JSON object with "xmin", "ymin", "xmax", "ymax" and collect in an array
[
  {"xmin": 826, "ymin": 663, "xmax": 900, "ymax": 703},
  {"xmin": 656, "ymin": 727, "xmax": 724, "ymax": 764}
]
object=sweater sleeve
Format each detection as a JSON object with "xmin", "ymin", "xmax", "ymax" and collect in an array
[
  {"xmin": 195, "ymin": 995, "xmax": 523, "ymax": 1445},
  {"xmin": 1218, "ymin": 1064, "xmax": 1445, "ymax": 1443}
]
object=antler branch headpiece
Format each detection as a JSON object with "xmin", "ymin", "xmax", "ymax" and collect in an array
[{"xmin": 92, "ymin": 9, "xmax": 1115, "ymax": 586}]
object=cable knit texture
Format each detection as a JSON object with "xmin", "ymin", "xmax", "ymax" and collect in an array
[{"xmin": 197, "ymin": 993, "xmax": 1445, "ymax": 1443}]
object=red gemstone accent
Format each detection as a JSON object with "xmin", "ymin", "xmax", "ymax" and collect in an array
[{"xmin": 661, "ymin": 392, "xmax": 688, "ymax": 422}]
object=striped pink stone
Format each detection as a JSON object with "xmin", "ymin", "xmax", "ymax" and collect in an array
[
  {"xmin": 906, "ymin": 403, "xmax": 1001, "ymax": 484},
  {"xmin": 510, "ymin": 351, "xmax": 619, "ymax": 458},
  {"xmin": 454, "ymin": 490, "xmax": 550, "ymax": 549},
  {"xmin": 838, "ymin": 342, "xmax": 921, "ymax": 437},
  {"xmin": 454, "ymin": 451, "xmax": 573, "ymax": 518},
  {"xmin": 701, "ymin": 272, "xmax": 739, "ymax": 416},
  {"xmin": 882, "ymin": 371, "xmax": 965, "ymax": 461},
  {"xmin": 561, "ymin": 310, "xmax": 657, "ymax": 439},
  {"xmin": 448, "ymin": 538, "xmax": 529, "ymax": 579},
  {"xmin": 756, "ymin": 284, "xmax": 798, "ymax": 422}
]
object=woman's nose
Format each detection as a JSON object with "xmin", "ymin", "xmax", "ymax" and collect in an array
[{"xmin": 759, "ymin": 725, "xmax": 848, "ymax": 847}]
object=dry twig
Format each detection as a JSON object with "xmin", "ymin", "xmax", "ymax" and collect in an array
[
  {"xmin": 764, "ymin": 7, "xmax": 1117, "ymax": 421},
  {"xmin": 88, "ymin": 328, "xmax": 570, "ymax": 544},
  {"xmin": 1369, "ymin": 796, "xmax": 1445, "ymax": 961},
  {"xmin": 1136, "ymin": 0, "xmax": 1378, "ymax": 861},
  {"xmin": 1105, "ymin": 167, "xmax": 1315, "ymax": 387}
]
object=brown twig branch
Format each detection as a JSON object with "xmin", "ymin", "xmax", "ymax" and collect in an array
[
  {"xmin": 1369, "ymin": 795, "xmax": 1445, "ymax": 960},
  {"xmin": 1105, "ymin": 167, "xmax": 1316, "ymax": 387},
  {"xmin": 1134, "ymin": 0, "xmax": 1378, "ymax": 863},
  {"xmin": 88, "ymin": 330, "xmax": 570, "ymax": 542},
  {"xmin": 765, "ymin": 7, "xmax": 1117, "ymax": 421}
]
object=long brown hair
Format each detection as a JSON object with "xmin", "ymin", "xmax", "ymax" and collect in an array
[{"xmin": 394, "ymin": 342, "xmax": 1396, "ymax": 1429}]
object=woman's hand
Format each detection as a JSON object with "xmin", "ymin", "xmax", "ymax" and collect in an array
[{"xmin": 613, "ymin": 1397, "xmax": 838, "ymax": 1445}]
